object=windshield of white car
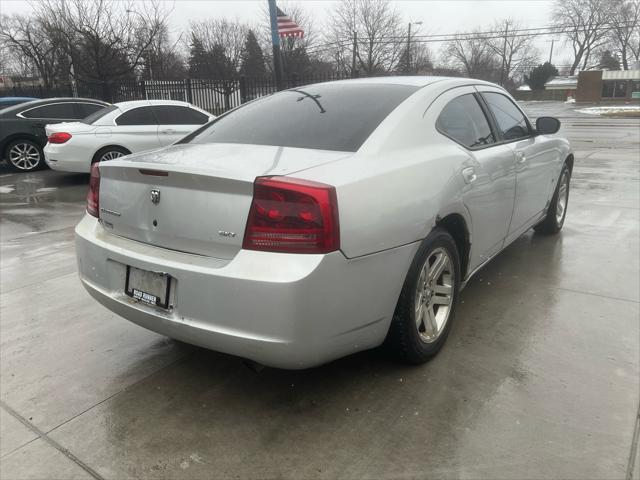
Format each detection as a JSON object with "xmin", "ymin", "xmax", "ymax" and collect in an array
[
  {"xmin": 183, "ymin": 84, "xmax": 419, "ymax": 152},
  {"xmin": 82, "ymin": 105, "xmax": 118, "ymax": 124}
]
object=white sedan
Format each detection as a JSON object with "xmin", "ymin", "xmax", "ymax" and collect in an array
[
  {"xmin": 75, "ymin": 77, "xmax": 572, "ymax": 369},
  {"xmin": 44, "ymin": 100, "xmax": 213, "ymax": 173}
]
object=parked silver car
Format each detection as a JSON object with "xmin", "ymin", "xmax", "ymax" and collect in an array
[{"xmin": 75, "ymin": 77, "xmax": 572, "ymax": 369}]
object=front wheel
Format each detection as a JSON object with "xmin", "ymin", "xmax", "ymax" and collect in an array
[
  {"xmin": 384, "ymin": 227, "xmax": 461, "ymax": 364},
  {"xmin": 5, "ymin": 139, "xmax": 44, "ymax": 172},
  {"xmin": 534, "ymin": 163, "xmax": 571, "ymax": 235}
]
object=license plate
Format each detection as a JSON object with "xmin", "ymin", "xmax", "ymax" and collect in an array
[{"xmin": 125, "ymin": 266, "xmax": 171, "ymax": 309}]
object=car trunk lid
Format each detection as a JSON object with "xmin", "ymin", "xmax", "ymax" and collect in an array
[
  {"xmin": 45, "ymin": 122, "xmax": 96, "ymax": 136},
  {"xmin": 97, "ymin": 143, "xmax": 349, "ymax": 259}
]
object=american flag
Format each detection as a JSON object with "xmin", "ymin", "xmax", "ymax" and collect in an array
[{"xmin": 277, "ymin": 7, "xmax": 304, "ymax": 38}]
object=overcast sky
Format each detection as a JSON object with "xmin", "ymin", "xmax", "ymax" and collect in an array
[{"xmin": 1, "ymin": 0, "xmax": 570, "ymax": 66}]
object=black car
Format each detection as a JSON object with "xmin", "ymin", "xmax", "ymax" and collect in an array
[
  {"xmin": 0, "ymin": 97, "xmax": 110, "ymax": 172},
  {"xmin": 0, "ymin": 97, "xmax": 39, "ymax": 108}
]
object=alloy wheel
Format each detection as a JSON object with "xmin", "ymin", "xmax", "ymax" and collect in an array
[
  {"xmin": 414, "ymin": 247, "xmax": 455, "ymax": 343},
  {"xmin": 98, "ymin": 150, "xmax": 125, "ymax": 163},
  {"xmin": 9, "ymin": 143, "xmax": 41, "ymax": 171},
  {"xmin": 556, "ymin": 170, "xmax": 569, "ymax": 224}
]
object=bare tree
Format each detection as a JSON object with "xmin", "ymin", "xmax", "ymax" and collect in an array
[
  {"xmin": 553, "ymin": 0, "xmax": 612, "ymax": 74},
  {"xmin": 188, "ymin": 19, "xmax": 248, "ymax": 73},
  {"xmin": 609, "ymin": 0, "xmax": 640, "ymax": 69},
  {"xmin": 325, "ymin": 0, "xmax": 405, "ymax": 76},
  {"xmin": 0, "ymin": 13, "xmax": 70, "ymax": 88},
  {"xmin": 33, "ymin": 0, "xmax": 171, "ymax": 86},
  {"xmin": 482, "ymin": 19, "xmax": 539, "ymax": 83},
  {"xmin": 445, "ymin": 32, "xmax": 501, "ymax": 81},
  {"xmin": 144, "ymin": 23, "xmax": 187, "ymax": 80},
  {"xmin": 396, "ymin": 40, "xmax": 433, "ymax": 74}
]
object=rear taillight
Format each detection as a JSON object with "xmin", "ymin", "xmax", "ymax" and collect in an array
[
  {"xmin": 243, "ymin": 176, "xmax": 340, "ymax": 254},
  {"xmin": 48, "ymin": 132, "xmax": 72, "ymax": 144},
  {"xmin": 86, "ymin": 163, "xmax": 100, "ymax": 218}
]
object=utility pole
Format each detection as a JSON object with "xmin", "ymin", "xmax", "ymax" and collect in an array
[
  {"xmin": 268, "ymin": 0, "xmax": 284, "ymax": 91},
  {"xmin": 499, "ymin": 24, "xmax": 509, "ymax": 86},
  {"xmin": 548, "ymin": 39, "xmax": 555, "ymax": 64},
  {"xmin": 351, "ymin": 30, "xmax": 358, "ymax": 78},
  {"xmin": 407, "ymin": 22, "xmax": 412, "ymax": 73},
  {"xmin": 406, "ymin": 21, "xmax": 422, "ymax": 74}
]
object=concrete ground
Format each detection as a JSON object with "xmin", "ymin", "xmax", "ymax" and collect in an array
[{"xmin": 0, "ymin": 101, "xmax": 638, "ymax": 480}]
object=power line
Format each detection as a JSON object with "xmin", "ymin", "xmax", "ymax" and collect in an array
[{"xmin": 303, "ymin": 21, "xmax": 637, "ymax": 56}]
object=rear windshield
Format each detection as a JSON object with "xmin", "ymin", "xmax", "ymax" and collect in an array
[
  {"xmin": 83, "ymin": 105, "xmax": 118, "ymax": 124},
  {"xmin": 184, "ymin": 83, "xmax": 418, "ymax": 152}
]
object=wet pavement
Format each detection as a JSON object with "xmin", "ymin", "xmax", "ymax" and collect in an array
[{"xmin": 1, "ymin": 101, "xmax": 638, "ymax": 479}]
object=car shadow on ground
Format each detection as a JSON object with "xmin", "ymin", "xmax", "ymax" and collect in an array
[{"xmin": 88, "ymin": 232, "xmax": 565, "ymax": 475}]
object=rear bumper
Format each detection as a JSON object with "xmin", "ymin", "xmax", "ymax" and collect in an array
[
  {"xmin": 75, "ymin": 215, "xmax": 417, "ymax": 368},
  {"xmin": 44, "ymin": 143, "xmax": 91, "ymax": 173}
]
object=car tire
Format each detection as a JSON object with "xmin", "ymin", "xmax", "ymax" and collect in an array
[
  {"xmin": 92, "ymin": 146, "xmax": 130, "ymax": 164},
  {"xmin": 534, "ymin": 162, "xmax": 571, "ymax": 235},
  {"xmin": 384, "ymin": 227, "xmax": 461, "ymax": 364},
  {"xmin": 5, "ymin": 139, "xmax": 45, "ymax": 172}
]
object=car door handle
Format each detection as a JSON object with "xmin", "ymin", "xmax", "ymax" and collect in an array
[
  {"xmin": 515, "ymin": 151, "xmax": 527, "ymax": 164},
  {"xmin": 160, "ymin": 129, "xmax": 176, "ymax": 134},
  {"xmin": 462, "ymin": 167, "xmax": 477, "ymax": 184}
]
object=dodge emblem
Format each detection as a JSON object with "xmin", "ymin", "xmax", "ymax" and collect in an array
[{"xmin": 150, "ymin": 189, "xmax": 161, "ymax": 205}]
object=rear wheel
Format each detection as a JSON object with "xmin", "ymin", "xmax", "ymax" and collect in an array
[
  {"xmin": 93, "ymin": 146, "xmax": 130, "ymax": 164},
  {"xmin": 534, "ymin": 163, "xmax": 571, "ymax": 234},
  {"xmin": 5, "ymin": 139, "xmax": 44, "ymax": 172},
  {"xmin": 385, "ymin": 227, "xmax": 460, "ymax": 363}
]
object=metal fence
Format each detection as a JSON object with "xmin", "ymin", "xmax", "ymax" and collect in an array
[{"xmin": 0, "ymin": 73, "xmax": 349, "ymax": 115}]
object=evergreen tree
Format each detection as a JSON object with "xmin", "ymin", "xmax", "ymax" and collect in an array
[
  {"xmin": 240, "ymin": 30, "xmax": 266, "ymax": 77},
  {"xmin": 188, "ymin": 35, "xmax": 235, "ymax": 79},
  {"xmin": 282, "ymin": 45, "xmax": 312, "ymax": 76},
  {"xmin": 524, "ymin": 62, "xmax": 560, "ymax": 90},
  {"xmin": 188, "ymin": 35, "xmax": 209, "ymax": 78},
  {"xmin": 208, "ymin": 44, "xmax": 236, "ymax": 78},
  {"xmin": 598, "ymin": 50, "xmax": 621, "ymax": 70}
]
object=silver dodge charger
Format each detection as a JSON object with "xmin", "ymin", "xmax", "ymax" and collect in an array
[{"xmin": 75, "ymin": 77, "xmax": 572, "ymax": 369}]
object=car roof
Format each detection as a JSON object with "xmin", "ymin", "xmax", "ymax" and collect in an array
[
  {"xmin": 19, "ymin": 97, "xmax": 108, "ymax": 106},
  {"xmin": 114, "ymin": 99, "xmax": 192, "ymax": 111},
  {"xmin": 0, "ymin": 96, "xmax": 38, "ymax": 102},
  {"xmin": 0, "ymin": 97, "xmax": 109, "ymax": 116},
  {"xmin": 311, "ymin": 76, "xmax": 499, "ymax": 89}
]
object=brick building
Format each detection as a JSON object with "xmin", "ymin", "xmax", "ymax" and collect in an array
[{"xmin": 575, "ymin": 69, "xmax": 640, "ymax": 102}]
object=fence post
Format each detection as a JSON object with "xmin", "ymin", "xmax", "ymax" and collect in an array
[
  {"xmin": 185, "ymin": 78, "xmax": 193, "ymax": 104},
  {"xmin": 102, "ymin": 83, "xmax": 112, "ymax": 103},
  {"xmin": 239, "ymin": 75, "xmax": 247, "ymax": 104},
  {"xmin": 223, "ymin": 82, "xmax": 231, "ymax": 111}
]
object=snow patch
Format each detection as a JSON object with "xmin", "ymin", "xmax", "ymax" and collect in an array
[{"xmin": 576, "ymin": 105, "xmax": 640, "ymax": 115}]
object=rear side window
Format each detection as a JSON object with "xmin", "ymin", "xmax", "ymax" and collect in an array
[
  {"xmin": 186, "ymin": 84, "xmax": 418, "ymax": 152},
  {"xmin": 482, "ymin": 92, "xmax": 530, "ymax": 141},
  {"xmin": 76, "ymin": 102, "xmax": 105, "ymax": 118},
  {"xmin": 21, "ymin": 103, "xmax": 77, "ymax": 119},
  {"xmin": 436, "ymin": 94, "xmax": 495, "ymax": 148},
  {"xmin": 83, "ymin": 105, "xmax": 118, "ymax": 124},
  {"xmin": 116, "ymin": 107, "xmax": 157, "ymax": 126},
  {"xmin": 153, "ymin": 106, "xmax": 208, "ymax": 125}
]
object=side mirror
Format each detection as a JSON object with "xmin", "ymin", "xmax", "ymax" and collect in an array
[{"xmin": 536, "ymin": 116, "xmax": 561, "ymax": 135}]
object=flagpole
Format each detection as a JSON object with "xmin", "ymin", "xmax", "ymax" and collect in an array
[{"xmin": 268, "ymin": 0, "xmax": 284, "ymax": 91}]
